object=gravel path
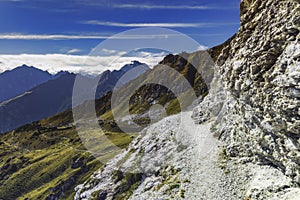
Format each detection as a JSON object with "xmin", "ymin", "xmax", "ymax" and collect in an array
[{"xmin": 75, "ymin": 111, "xmax": 299, "ymax": 200}]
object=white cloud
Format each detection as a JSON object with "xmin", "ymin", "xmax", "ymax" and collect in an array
[
  {"xmin": 0, "ymin": 33, "xmax": 185, "ymax": 40},
  {"xmin": 67, "ymin": 48, "xmax": 82, "ymax": 54},
  {"xmin": 83, "ymin": 21, "xmax": 239, "ymax": 28},
  {"xmin": 101, "ymin": 48, "xmax": 127, "ymax": 56},
  {"xmin": 0, "ymin": 34, "xmax": 109, "ymax": 40},
  {"xmin": 84, "ymin": 21, "xmax": 209, "ymax": 28},
  {"xmin": 101, "ymin": 48, "xmax": 117, "ymax": 54},
  {"xmin": 0, "ymin": 53, "xmax": 164, "ymax": 76},
  {"xmin": 0, "ymin": 0, "xmax": 23, "ymax": 2},
  {"xmin": 134, "ymin": 51, "xmax": 168, "ymax": 58},
  {"xmin": 72, "ymin": 2, "xmax": 235, "ymax": 10},
  {"xmin": 197, "ymin": 45, "xmax": 209, "ymax": 51},
  {"xmin": 113, "ymin": 4, "xmax": 210, "ymax": 10}
]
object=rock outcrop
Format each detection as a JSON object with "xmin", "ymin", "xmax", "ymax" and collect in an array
[
  {"xmin": 194, "ymin": 0, "xmax": 300, "ymax": 198},
  {"xmin": 219, "ymin": 0, "xmax": 299, "ymax": 182}
]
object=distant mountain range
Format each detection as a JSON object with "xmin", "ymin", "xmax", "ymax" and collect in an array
[
  {"xmin": 0, "ymin": 65, "xmax": 54, "ymax": 103},
  {"xmin": 0, "ymin": 61, "xmax": 149, "ymax": 133},
  {"xmin": 96, "ymin": 61, "xmax": 149, "ymax": 99}
]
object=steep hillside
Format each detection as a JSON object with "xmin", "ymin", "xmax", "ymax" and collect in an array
[
  {"xmin": 0, "ymin": 120, "xmax": 136, "ymax": 199},
  {"xmin": 95, "ymin": 50, "xmax": 213, "ymax": 130}
]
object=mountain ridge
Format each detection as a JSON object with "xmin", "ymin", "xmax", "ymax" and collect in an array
[
  {"xmin": 0, "ymin": 61, "xmax": 149, "ymax": 133},
  {"xmin": 0, "ymin": 64, "xmax": 53, "ymax": 103}
]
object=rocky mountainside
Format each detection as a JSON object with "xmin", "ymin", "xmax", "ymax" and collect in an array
[
  {"xmin": 195, "ymin": 0, "xmax": 300, "ymax": 198},
  {"xmin": 75, "ymin": 0, "xmax": 300, "ymax": 199}
]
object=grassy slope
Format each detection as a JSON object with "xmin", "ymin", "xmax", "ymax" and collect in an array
[
  {"xmin": 98, "ymin": 51, "xmax": 213, "ymax": 124},
  {"xmin": 0, "ymin": 123, "xmax": 136, "ymax": 199}
]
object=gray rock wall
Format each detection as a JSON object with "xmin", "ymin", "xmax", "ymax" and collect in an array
[{"xmin": 215, "ymin": 0, "xmax": 300, "ymax": 184}]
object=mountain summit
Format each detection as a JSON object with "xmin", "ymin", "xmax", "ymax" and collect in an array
[{"xmin": 0, "ymin": 65, "xmax": 53, "ymax": 103}]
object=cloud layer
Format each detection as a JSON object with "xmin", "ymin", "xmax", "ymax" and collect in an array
[
  {"xmin": 112, "ymin": 4, "xmax": 210, "ymax": 10},
  {"xmin": 0, "ymin": 53, "xmax": 165, "ymax": 75},
  {"xmin": 83, "ymin": 21, "xmax": 221, "ymax": 28},
  {"xmin": 0, "ymin": 33, "xmax": 196, "ymax": 40},
  {"xmin": 0, "ymin": 34, "xmax": 109, "ymax": 40}
]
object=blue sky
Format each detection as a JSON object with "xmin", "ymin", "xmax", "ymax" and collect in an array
[{"xmin": 0, "ymin": 0, "xmax": 241, "ymax": 74}]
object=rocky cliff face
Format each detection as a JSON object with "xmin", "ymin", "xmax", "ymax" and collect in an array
[
  {"xmin": 194, "ymin": 0, "xmax": 300, "ymax": 198},
  {"xmin": 218, "ymin": 0, "xmax": 299, "ymax": 181}
]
